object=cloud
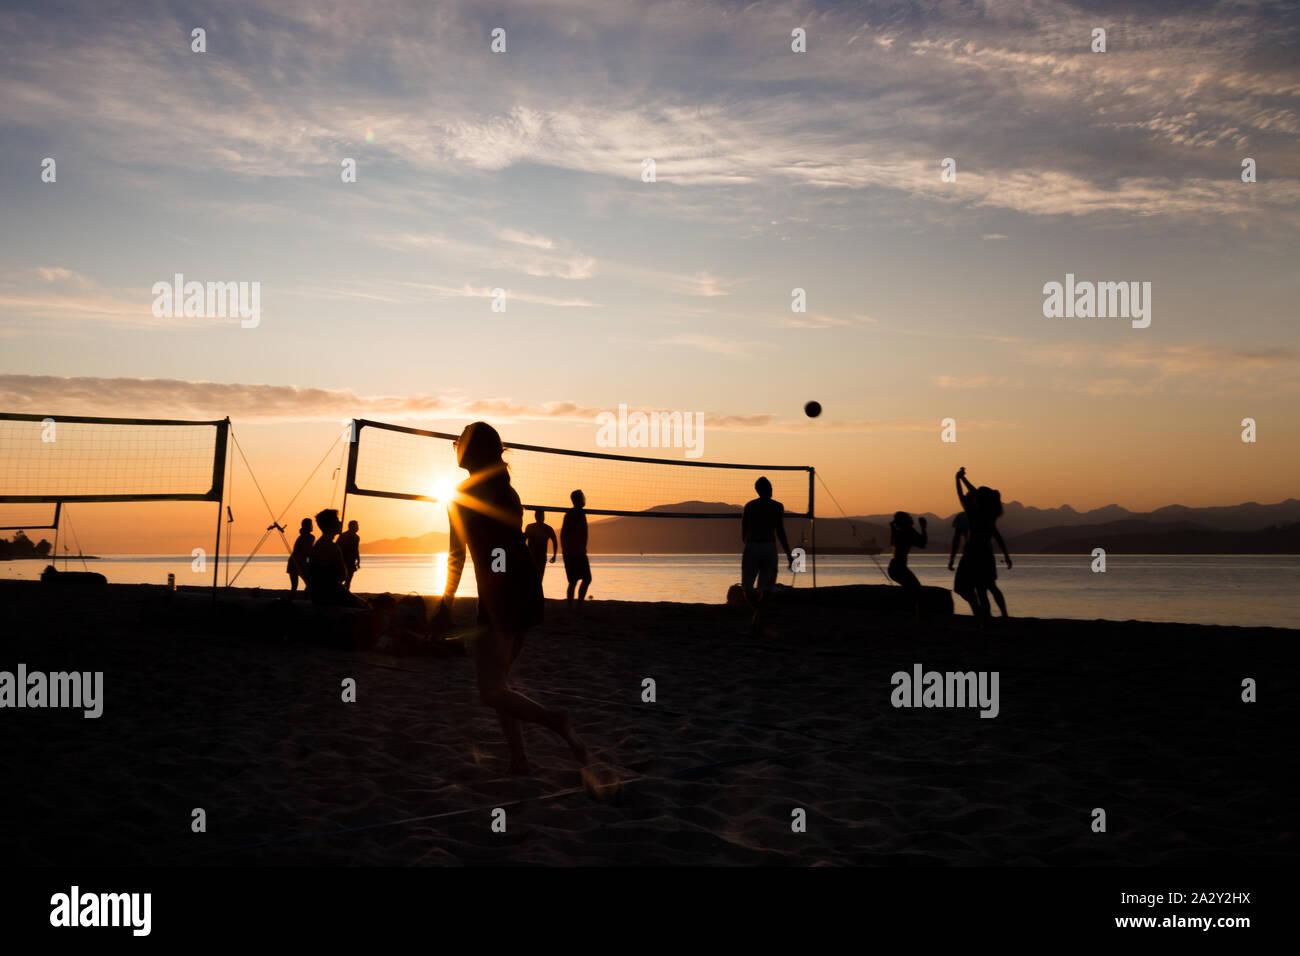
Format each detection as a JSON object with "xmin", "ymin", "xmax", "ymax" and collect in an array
[
  {"xmin": 1068, "ymin": 377, "xmax": 1160, "ymax": 397},
  {"xmin": 932, "ymin": 375, "xmax": 1007, "ymax": 389},
  {"xmin": 4, "ymin": 0, "xmax": 1293, "ymax": 230},
  {"xmin": 375, "ymin": 230, "xmax": 599, "ymax": 281},
  {"xmin": 0, "ymin": 267, "xmax": 176, "ymax": 328},
  {"xmin": 0, "ymin": 374, "xmax": 985, "ymax": 434},
  {"xmin": 496, "ymin": 228, "xmax": 555, "ymax": 250},
  {"xmin": 401, "ymin": 282, "xmax": 599, "ymax": 308},
  {"xmin": 617, "ymin": 267, "xmax": 741, "ymax": 297},
  {"xmin": 34, "ymin": 267, "xmax": 85, "ymax": 284},
  {"xmin": 1022, "ymin": 341, "xmax": 1300, "ymax": 395}
]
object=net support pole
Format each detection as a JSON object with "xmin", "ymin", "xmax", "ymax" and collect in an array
[
  {"xmin": 51, "ymin": 501, "xmax": 62, "ymax": 569},
  {"xmin": 809, "ymin": 468, "xmax": 817, "ymax": 591},
  {"xmin": 211, "ymin": 419, "xmax": 230, "ymax": 604},
  {"xmin": 340, "ymin": 419, "xmax": 359, "ymax": 524},
  {"xmin": 212, "ymin": 500, "xmax": 222, "ymax": 603}
]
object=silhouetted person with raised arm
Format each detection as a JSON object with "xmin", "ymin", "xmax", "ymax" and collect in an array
[
  {"xmin": 741, "ymin": 476, "xmax": 793, "ymax": 635},
  {"xmin": 434, "ymin": 422, "xmax": 587, "ymax": 775},
  {"xmin": 561, "ymin": 490, "xmax": 591, "ymax": 611},
  {"xmin": 338, "ymin": 519, "xmax": 361, "ymax": 591},
  {"xmin": 888, "ymin": 511, "xmax": 928, "ymax": 624},
  {"xmin": 950, "ymin": 509, "xmax": 1008, "ymax": 619},
  {"xmin": 308, "ymin": 508, "xmax": 366, "ymax": 608},
  {"xmin": 954, "ymin": 467, "xmax": 1012, "ymax": 627},
  {"xmin": 523, "ymin": 510, "xmax": 558, "ymax": 581},
  {"xmin": 287, "ymin": 518, "xmax": 314, "ymax": 594}
]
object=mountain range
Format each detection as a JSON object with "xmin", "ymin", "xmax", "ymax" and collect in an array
[{"xmin": 360, "ymin": 498, "xmax": 1300, "ymax": 555}]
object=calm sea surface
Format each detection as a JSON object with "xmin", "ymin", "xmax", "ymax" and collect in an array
[{"xmin": 6, "ymin": 553, "xmax": 1298, "ymax": 630}]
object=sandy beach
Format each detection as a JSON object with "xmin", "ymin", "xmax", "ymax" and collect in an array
[{"xmin": 2, "ymin": 579, "xmax": 1294, "ymax": 867}]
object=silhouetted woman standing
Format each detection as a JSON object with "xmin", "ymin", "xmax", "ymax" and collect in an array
[{"xmin": 437, "ymin": 422, "xmax": 587, "ymax": 775}]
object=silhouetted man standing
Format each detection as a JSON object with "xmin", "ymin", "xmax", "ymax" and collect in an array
[
  {"xmin": 561, "ymin": 490, "xmax": 591, "ymax": 611},
  {"xmin": 741, "ymin": 477, "xmax": 792, "ymax": 634},
  {"xmin": 523, "ymin": 510, "xmax": 558, "ymax": 581}
]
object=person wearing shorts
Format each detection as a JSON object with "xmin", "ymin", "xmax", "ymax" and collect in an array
[
  {"xmin": 561, "ymin": 489, "xmax": 592, "ymax": 611},
  {"xmin": 740, "ymin": 477, "xmax": 793, "ymax": 634}
]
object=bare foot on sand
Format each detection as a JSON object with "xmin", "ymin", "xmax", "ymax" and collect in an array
[{"xmin": 551, "ymin": 709, "xmax": 588, "ymax": 764}]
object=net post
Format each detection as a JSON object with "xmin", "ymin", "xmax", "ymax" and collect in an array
[
  {"xmin": 341, "ymin": 419, "xmax": 359, "ymax": 523},
  {"xmin": 212, "ymin": 500, "xmax": 222, "ymax": 603},
  {"xmin": 52, "ymin": 501, "xmax": 62, "ymax": 568},
  {"xmin": 212, "ymin": 419, "xmax": 230, "ymax": 603},
  {"xmin": 809, "ymin": 467, "xmax": 817, "ymax": 591}
]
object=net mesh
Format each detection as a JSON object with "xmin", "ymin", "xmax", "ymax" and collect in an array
[
  {"xmin": 348, "ymin": 420, "xmax": 812, "ymax": 517},
  {"xmin": 0, "ymin": 502, "xmax": 58, "ymax": 530},
  {"xmin": 0, "ymin": 415, "xmax": 224, "ymax": 502}
]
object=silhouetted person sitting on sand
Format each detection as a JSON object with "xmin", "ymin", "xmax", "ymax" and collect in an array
[
  {"xmin": 309, "ymin": 508, "xmax": 366, "ymax": 608},
  {"xmin": 523, "ymin": 510, "xmax": 558, "ymax": 581},
  {"xmin": 888, "ymin": 511, "xmax": 928, "ymax": 624},
  {"xmin": 741, "ymin": 476, "xmax": 793, "ymax": 635},
  {"xmin": 950, "ymin": 510, "xmax": 1008, "ymax": 619},
  {"xmin": 561, "ymin": 490, "xmax": 591, "ymax": 611},
  {"xmin": 338, "ymin": 519, "xmax": 361, "ymax": 590},
  {"xmin": 954, "ymin": 467, "xmax": 1012, "ymax": 627},
  {"xmin": 436, "ymin": 422, "xmax": 587, "ymax": 775},
  {"xmin": 287, "ymin": 518, "xmax": 313, "ymax": 594}
]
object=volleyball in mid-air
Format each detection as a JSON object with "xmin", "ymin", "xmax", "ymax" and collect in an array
[{"xmin": 804, "ymin": 401, "xmax": 822, "ymax": 418}]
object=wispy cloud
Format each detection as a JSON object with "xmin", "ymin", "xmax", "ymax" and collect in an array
[
  {"xmin": 401, "ymin": 282, "xmax": 600, "ymax": 308},
  {"xmin": 0, "ymin": 268, "xmax": 183, "ymax": 329},
  {"xmin": 1023, "ymin": 342, "xmax": 1300, "ymax": 395},
  {"xmin": 0, "ymin": 374, "xmax": 996, "ymax": 435},
  {"xmin": 5, "ymin": 0, "xmax": 1292, "ymax": 230},
  {"xmin": 932, "ymin": 375, "xmax": 1008, "ymax": 389}
]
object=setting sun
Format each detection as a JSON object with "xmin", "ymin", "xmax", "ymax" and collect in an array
[{"xmin": 429, "ymin": 476, "xmax": 458, "ymax": 503}]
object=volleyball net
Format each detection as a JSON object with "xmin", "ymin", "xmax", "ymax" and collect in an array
[
  {"xmin": 0, "ymin": 412, "xmax": 229, "ymax": 593},
  {"xmin": 344, "ymin": 418, "xmax": 813, "ymax": 518},
  {"xmin": 0, "ymin": 413, "xmax": 228, "ymax": 503},
  {"xmin": 0, "ymin": 501, "xmax": 60, "ymax": 531}
]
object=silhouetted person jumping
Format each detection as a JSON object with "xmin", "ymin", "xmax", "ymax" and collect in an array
[
  {"xmin": 338, "ymin": 519, "xmax": 361, "ymax": 591},
  {"xmin": 954, "ymin": 467, "xmax": 1012, "ymax": 627},
  {"xmin": 741, "ymin": 476, "xmax": 793, "ymax": 635},
  {"xmin": 561, "ymin": 490, "xmax": 591, "ymax": 611},
  {"xmin": 436, "ymin": 422, "xmax": 587, "ymax": 775},
  {"xmin": 888, "ymin": 511, "xmax": 928, "ymax": 624},
  {"xmin": 523, "ymin": 510, "xmax": 558, "ymax": 581},
  {"xmin": 287, "ymin": 517, "xmax": 314, "ymax": 594}
]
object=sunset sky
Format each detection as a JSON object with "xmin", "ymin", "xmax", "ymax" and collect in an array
[{"xmin": 2, "ymin": 0, "xmax": 1297, "ymax": 553}]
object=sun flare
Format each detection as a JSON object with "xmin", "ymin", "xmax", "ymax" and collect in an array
[{"xmin": 429, "ymin": 476, "xmax": 458, "ymax": 503}]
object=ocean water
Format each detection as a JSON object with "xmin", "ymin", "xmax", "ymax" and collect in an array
[{"xmin": 6, "ymin": 553, "xmax": 1298, "ymax": 630}]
